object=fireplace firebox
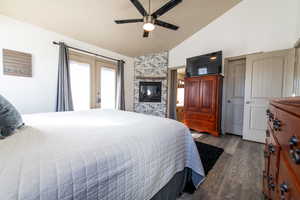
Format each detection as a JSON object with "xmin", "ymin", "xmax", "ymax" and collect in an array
[{"xmin": 139, "ymin": 81, "xmax": 162, "ymax": 102}]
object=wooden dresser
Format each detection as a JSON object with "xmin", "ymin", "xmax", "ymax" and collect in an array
[
  {"xmin": 264, "ymin": 97, "xmax": 300, "ymax": 200},
  {"xmin": 183, "ymin": 74, "xmax": 223, "ymax": 136}
]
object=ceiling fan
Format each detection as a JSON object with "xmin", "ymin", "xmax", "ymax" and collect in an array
[{"xmin": 115, "ymin": 0, "xmax": 182, "ymax": 38}]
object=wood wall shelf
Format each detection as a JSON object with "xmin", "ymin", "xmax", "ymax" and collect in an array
[{"xmin": 135, "ymin": 76, "xmax": 167, "ymax": 80}]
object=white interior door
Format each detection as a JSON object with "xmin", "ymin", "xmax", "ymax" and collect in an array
[
  {"xmin": 243, "ymin": 49, "xmax": 294, "ymax": 143},
  {"xmin": 225, "ymin": 59, "xmax": 246, "ymax": 135}
]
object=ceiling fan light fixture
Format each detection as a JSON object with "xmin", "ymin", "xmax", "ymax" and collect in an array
[
  {"xmin": 143, "ymin": 22, "xmax": 155, "ymax": 32},
  {"xmin": 114, "ymin": 0, "xmax": 181, "ymax": 37}
]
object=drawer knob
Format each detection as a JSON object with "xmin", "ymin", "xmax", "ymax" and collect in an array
[
  {"xmin": 289, "ymin": 136, "xmax": 299, "ymax": 146},
  {"xmin": 280, "ymin": 183, "xmax": 288, "ymax": 193},
  {"xmin": 280, "ymin": 183, "xmax": 288, "ymax": 200},
  {"xmin": 268, "ymin": 175, "xmax": 273, "ymax": 181},
  {"xmin": 289, "ymin": 136, "xmax": 300, "ymax": 164},
  {"xmin": 266, "ymin": 110, "xmax": 274, "ymax": 122},
  {"xmin": 289, "ymin": 148, "xmax": 300, "ymax": 164},
  {"xmin": 268, "ymin": 144, "xmax": 275, "ymax": 153},
  {"xmin": 268, "ymin": 183, "xmax": 275, "ymax": 191},
  {"xmin": 269, "ymin": 113, "xmax": 273, "ymax": 121},
  {"xmin": 269, "ymin": 114, "xmax": 274, "ymax": 122},
  {"xmin": 273, "ymin": 119, "xmax": 281, "ymax": 131}
]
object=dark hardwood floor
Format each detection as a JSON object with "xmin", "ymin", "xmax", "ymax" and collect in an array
[{"xmin": 179, "ymin": 134, "xmax": 264, "ymax": 200}]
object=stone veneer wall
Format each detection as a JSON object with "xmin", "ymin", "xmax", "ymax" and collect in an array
[{"xmin": 134, "ymin": 52, "xmax": 168, "ymax": 117}]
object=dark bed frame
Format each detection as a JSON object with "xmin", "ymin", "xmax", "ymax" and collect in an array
[{"xmin": 150, "ymin": 168, "xmax": 196, "ymax": 200}]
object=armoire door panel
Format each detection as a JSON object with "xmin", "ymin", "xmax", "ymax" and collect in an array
[
  {"xmin": 184, "ymin": 112, "xmax": 215, "ymax": 122},
  {"xmin": 185, "ymin": 79, "xmax": 200, "ymax": 111},
  {"xmin": 199, "ymin": 78, "xmax": 216, "ymax": 113},
  {"xmin": 184, "ymin": 119, "xmax": 216, "ymax": 132}
]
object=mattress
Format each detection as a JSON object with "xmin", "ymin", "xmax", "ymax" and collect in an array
[{"xmin": 0, "ymin": 109, "xmax": 205, "ymax": 200}]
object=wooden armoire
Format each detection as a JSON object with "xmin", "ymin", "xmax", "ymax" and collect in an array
[{"xmin": 183, "ymin": 74, "xmax": 223, "ymax": 136}]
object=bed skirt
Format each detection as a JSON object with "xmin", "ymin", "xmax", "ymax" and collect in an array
[{"xmin": 150, "ymin": 168, "xmax": 197, "ymax": 200}]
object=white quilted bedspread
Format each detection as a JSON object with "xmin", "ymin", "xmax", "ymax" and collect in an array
[{"xmin": 0, "ymin": 109, "xmax": 204, "ymax": 200}]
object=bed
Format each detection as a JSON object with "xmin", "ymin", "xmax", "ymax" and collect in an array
[{"xmin": 0, "ymin": 109, "xmax": 205, "ymax": 200}]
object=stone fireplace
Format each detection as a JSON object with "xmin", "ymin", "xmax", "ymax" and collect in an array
[{"xmin": 134, "ymin": 52, "xmax": 168, "ymax": 117}]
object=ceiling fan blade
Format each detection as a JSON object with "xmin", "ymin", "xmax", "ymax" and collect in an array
[
  {"xmin": 115, "ymin": 19, "xmax": 143, "ymax": 24},
  {"xmin": 130, "ymin": 0, "xmax": 148, "ymax": 16},
  {"xmin": 154, "ymin": 20, "xmax": 179, "ymax": 30},
  {"xmin": 143, "ymin": 31, "xmax": 149, "ymax": 38},
  {"xmin": 151, "ymin": 0, "xmax": 182, "ymax": 18}
]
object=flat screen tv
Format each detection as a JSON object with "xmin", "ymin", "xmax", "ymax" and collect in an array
[{"xmin": 186, "ymin": 51, "xmax": 222, "ymax": 77}]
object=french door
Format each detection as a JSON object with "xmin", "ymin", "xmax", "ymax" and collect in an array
[{"xmin": 69, "ymin": 51, "xmax": 117, "ymax": 111}]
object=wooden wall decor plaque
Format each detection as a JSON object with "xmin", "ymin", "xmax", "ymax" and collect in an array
[{"xmin": 2, "ymin": 49, "xmax": 32, "ymax": 77}]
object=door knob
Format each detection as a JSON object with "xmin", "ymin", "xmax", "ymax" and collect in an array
[
  {"xmin": 245, "ymin": 101, "xmax": 251, "ymax": 104},
  {"xmin": 227, "ymin": 100, "xmax": 231, "ymax": 103}
]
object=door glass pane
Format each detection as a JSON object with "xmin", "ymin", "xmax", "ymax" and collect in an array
[
  {"xmin": 177, "ymin": 88, "xmax": 184, "ymax": 106},
  {"xmin": 100, "ymin": 67, "xmax": 116, "ymax": 109},
  {"xmin": 70, "ymin": 60, "xmax": 90, "ymax": 111}
]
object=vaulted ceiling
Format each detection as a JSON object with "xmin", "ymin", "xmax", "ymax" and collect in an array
[{"xmin": 0, "ymin": 0, "xmax": 240, "ymax": 57}]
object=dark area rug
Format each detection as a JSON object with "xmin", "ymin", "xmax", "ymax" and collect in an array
[{"xmin": 195, "ymin": 141, "xmax": 224, "ymax": 175}]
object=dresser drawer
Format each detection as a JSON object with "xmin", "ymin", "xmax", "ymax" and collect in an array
[
  {"xmin": 263, "ymin": 170, "xmax": 270, "ymax": 199},
  {"xmin": 263, "ymin": 136, "xmax": 271, "ymax": 199},
  {"xmin": 268, "ymin": 166, "xmax": 277, "ymax": 199},
  {"xmin": 273, "ymin": 108, "xmax": 300, "ymax": 178},
  {"xmin": 268, "ymin": 130, "xmax": 281, "ymax": 181},
  {"xmin": 264, "ymin": 127, "xmax": 281, "ymax": 199},
  {"xmin": 277, "ymin": 155, "xmax": 300, "ymax": 200},
  {"xmin": 264, "ymin": 136, "xmax": 271, "ymax": 175},
  {"xmin": 184, "ymin": 119, "xmax": 216, "ymax": 131},
  {"xmin": 184, "ymin": 112, "xmax": 216, "ymax": 122}
]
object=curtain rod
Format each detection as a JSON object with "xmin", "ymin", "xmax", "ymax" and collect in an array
[{"xmin": 52, "ymin": 41, "xmax": 125, "ymax": 63}]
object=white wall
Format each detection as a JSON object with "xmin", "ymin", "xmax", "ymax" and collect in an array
[
  {"xmin": 0, "ymin": 15, "xmax": 134, "ymax": 114},
  {"xmin": 169, "ymin": 0, "xmax": 300, "ymax": 67}
]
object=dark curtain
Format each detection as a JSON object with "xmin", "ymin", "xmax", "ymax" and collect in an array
[
  {"xmin": 55, "ymin": 42, "xmax": 74, "ymax": 112},
  {"xmin": 116, "ymin": 60, "xmax": 125, "ymax": 110},
  {"xmin": 169, "ymin": 70, "xmax": 177, "ymax": 119}
]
